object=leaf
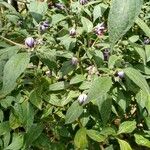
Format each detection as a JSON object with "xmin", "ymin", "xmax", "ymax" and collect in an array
[
  {"xmin": 135, "ymin": 17, "xmax": 150, "ymax": 38},
  {"xmin": 145, "ymin": 45, "xmax": 150, "ymax": 62},
  {"xmin": 85, "ymin": 77, "xmax": 112, "ymax": 104},
  {"xmin": 24, "ymin": 124, "xmax": 43, "ymax": 148},
  {"xmin": 117, "ymin": 121, "xmax": 136, "ymax": 134},
  {"xmin": 1, "ymin": 53, "xmax": 30, "ymax": 96},
  {"xmin": 65, "ymin": 101, "xmax": 83, "ymax": 124},
  {"xmin": 70, "ymin": 75, "xmax": 85, "ymax": 85},
  {"xmin": 74, "ymin": 128, "xmax": 88, "ymax": 149},
  {"xmin": 81, "ymin": 17, "xmax": 93, "ymax": 33},
  {"xmin": 93, "ymin": 4, "xmax": 102, "ymax": 22},
  {"xmin": 134, "ymin": 134, "xmax": 150, "ymax": 148},
  {"xmin": 108, "ymin": 55, "xmax": 121, "ymax": 69},
  {"xmin": 86, "ymin": 130, "xmax": 106, "ymax": 142},
  {"xmin": 28, "ymin": 1, "xmax": 48, "ymax": 23},
  {"xmin": 5, "ymin": 134, "xmax": 23, "ymax": 150},
  {"xmin": 51, "ymin": 14, "xmax": 66, "ymax": 25},
  {"xmin": 124, "ymin": 67, "xmax": 150, "ymax": 95},
  {"xmin": 108, "ymin": 0, "xmax": 143, "ymax": 47},
  {"xmin": 0, "ymin": 121, "xmax": 10, "ymax": 136},
  {"xmin": 49, "ymin": 81, "xmax": 69, "ymax": 91},
  {"xmin": 97, "ymin": 96, "xmax": 112, "ymax": 125},
  {"xmin": 30, "ymin": 90, "xmax": 43, "ymax": 110},
  {"xmin": 117, "ymin": 139, "xmax": 132, "ymax": 150}
]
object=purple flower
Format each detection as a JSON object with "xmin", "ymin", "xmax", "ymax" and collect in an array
[
  {"xmin": 144, "ymin": 37, "xmax": 150, "ymax": 45},
  {"xmin": 71, "ymin": 57, "xmax": 78, "ymax": 65},
  {"xmin": 103, "ymin": 49, "xmax": 110, "ymax": 61},
  {"xmin": 69, "ymin": 28, "xmax": 76, "ymax": 37},
  {"xmin": 78, "ymin": 93, "xmax": 87, "ymax": 104},
  {"xmin": 54, "ymin": 3, "xmax": 65, "ymax": 10},
  {"xmin": 94, "ymin": 23, "xmax": 105, "ymax": 36},
  {"xmin": 40, "ymin": 21, "xmax": 49, "ymax": 32},
  {"xmin": 79, "ymin": 0, "xmax": 88, "ymax": 5},
  {"xmin": 117, "ymin": 71, "xmax": 124, "ymax": 78},
  {"xmin": 25, "ymin": 37, "xmax": 35, "ymax": 48}
]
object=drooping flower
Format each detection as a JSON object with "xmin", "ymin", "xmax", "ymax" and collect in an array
[
  {"xmin": 71, "ymin": 57, "xmax": 78, "ymax": 65},
  {"xmin": 78, "ymin": 93, "xmax": 88, "ymax": 104},
  {"xmin": 144, "ymin": 37, "xmax": 150, "ymax": 45},
  {"xmin": 94, "ymin": 22, "xmax": 105, "ymax": 36},
  {"xmin": 117, "ymin": 70, "xmax": 124, "ymax": 78},
  {"xmin": 103, "ymin": 49, "xmax": 110, "ymax": 61},
  {"xmin": 40, "ymin": 21, "xmax": 49, "ymax": 32},
  {"xmin": 69, "ymin": 28, "xmax": 76, "ymax": 37},
  {"xmin": 25, "ymin": 37, "xmax": 35, "ymax": 48},
  {"xmin": 79, "ymin": 0, "xmax": 88, "ymax": 5}
]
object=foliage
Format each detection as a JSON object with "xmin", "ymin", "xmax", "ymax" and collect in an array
[{"xmin": 0, "ymin": 0, "xmax": 150, "ymax": 149}]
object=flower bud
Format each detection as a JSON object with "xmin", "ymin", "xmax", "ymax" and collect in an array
[
  {"xmin": 78, "ymin": 93, "xmax": 87, "ymax": 104},
  {"xmin": 40, "ymin": 21, "xmax": 49, "ymax": 32},
  {"xmin": 69, "ymin": 28, "xmax": 76, "ymax": 37},
  {"xmin": 79, "ymin": 0, "xmax": 88, "ymax": 5},
  {"xmin": 117, "ymin": 70, "xmax": 124, "ymax": 78},
  {"xmin": 25, "ymin": 37, "xmax": 35, "ymax": 48},
  {"xmin": 71, "ymin": 57, "xmax": 78, "ymax": 65}
]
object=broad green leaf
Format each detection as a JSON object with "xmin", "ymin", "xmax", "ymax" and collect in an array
[
  {"xmin": 135, "ymin": 17, "xmax": 150, "ymax": 38},
  {"xmin": 81, "ymin": 17, "xmax": 93, "ymax": 33},
  {"xmin": 0, "ymin": 109, "xmax": 3, "ymax": 122},
  {"xmin": 86, "ymin": 130, "xmax": 106, "ymax": 142},
  {"xmin": 124, "ymin": 67, "xmax": 150, "ymax": 95},
  {"xmin": 30, "ymin": 90, "xmax": 43, "ymax": 110},
  {"xmin": 100, "ymin": 127, "xmax": 116, "ymax": 137},
  {"xmin": 49, "ymin": 81, "xmax": 69, "ymax": 91},
  {"xmin": 5, "ymin": 134, "xmax": 23, "ymax": 150},
  {"xmin": 3, "ymin": 132, "xmax": 11, "ymax": 148},
  {"xmin": 70, "ymin": 75, "xmax": 85, "ymax": 85},
  {"xmin": 85, "ymin": 77, "xmax": 112, "ymax": 104},
  {"xmin": 97, "ymin": 96, "xmax": 112, "ymax": 125},
  {"xmin": 93, "ymin": 4, "xmax": 102, "ymax": 22},
  {"xmin": 108, "ymin": 55, "xmax": 121, "ymax": 69},
  {"xmin": 134, "ymin": 134, "xmax": 150, "ymax": 148},
  {"xmin": 51, "ymin": 14, "xmax": 66, "ymax": 25},
  {"xmin": 129, "ymin": 35, "xmax": 139, "ymax": 43},
  {"xmin": 145, "ymin": 45, "xmax": 150, "ymax": 62},
  {"xmin": 24, "ymin": 124, "xmax": 43, "ymax": 147},
  {"xmin": 117, "ymin": 121, "xmax": 136, "ymax": 134},
  {"xmin": 108, "ymin": 0, "xmax": 143, "ymax": 47},
  {"xmin": 0, "ymin": 122, "xmax": 10, "ymax": 136},
  {"xmin": 1, "ymin": 53, "xmax": 30, "ymax": 96},
  {"xmin": 65, "ymin": 101, "xmax": 83, "ymax": 124},
  {"xmin": 74, "ymin": 128, "xmax": 88, "ymax": 149},
  {"xmin": 117, "ymin": 139, "xmax": 132, "ymax": 150},
  {"xmin": 28, "ymin": 1, "xmax": 48, "ymax": 23}
]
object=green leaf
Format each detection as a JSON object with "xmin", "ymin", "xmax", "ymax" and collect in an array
[
  {"xmin": 135, "ymin": 17, "xmax": 150, "ymax": 38},
  {"xmin": 70, "ymin": 75, "xmax": 85, "ymax": 85},
  {"xmin": 93, "ymin": 4, "xmax": 102, "ymax": 22},
  {"xmin": 1, "ymin": 53, "xmax": 30, "ymax": 96},
  {"xmin": 108, "ymin": 0, "xmax": 143, "ymax": 47},
  {"xmin": 134, "ymin": 134, "xmax": 150, "ymax": 148},
  {"xmin": 81, "ymin": 17, "xmax": 93, "ymax": 33},
  {"xmin": 5, "ymin": 134, "xmax": 23, "ymax": 150},
  {"xmin": 117, "ymin": 121, "xmax": 136, "ymax": 134},
  {"xmin": 85, "ymin": 77, "xmax": 112, "ymax": 104},
  {"xmin": 51, "ymin": 14, "xmax": 66, "ymax": 25},
  {"xmin": 108, "ymin": 55, "xmax": 121, "ymax": 69},
  {"xmin": 97, "ymin": 96, "xmax": 112, "ymax": 125},
  {"xmin": 86, "ymin": 130, "xmax": 106, "ymax": 142},
  {"xmin": 49, "ymin": 81, "xmax": 69, "ymax": 91},
  {"xmin": 145, "ymin": 45, "xmax": 150, "ymax": 62},
  {"xmin": 117, "ymin": 139, "xmax": 132, "ymax": 150},
  {"xmin": 74, "ymin": 128, "xmax": 88, "ymax": 149},
  {"xmin": 0, "ymin": 122, "xmax": 10, "ymax": 136},
  {"xmin": 124, "ymin": 67, "xmax": 150, "ymax": 95},
  {"xmin": 65, "ymin": 101, "xmax": 83, "ymax": 124},
  {"xmin": 24, "ymin": 124, "xmax": 43, "ymax": 148},
  {"xmin": 30, "ymin": 90, "xmax": 43, "ymax": 110},
  {"xmin": 28, "ymin": 1, "xmax": 48, "ymax": 23}
]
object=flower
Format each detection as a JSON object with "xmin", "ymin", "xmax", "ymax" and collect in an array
[
  {"xmin": 103, "ymin": 49, "xmax": 110, "ymax": 61},
  {"xmin": 69, "ymin": 28, "xmax": 76, "ymax": 37},
  {"xmin": 117, "ymin": 71, "xmax": 124, "ymax": 78},
  {"xmin": 54, "ymin": 3, "xmax": 65, "ymax": 10},
  {"xmin": 144, "ymin": 37, "xmax": 150, "ymax": 45},
  {"xmin": 25, "ymin": 37, "xmax": 35, "ymax": 48},
  {"xmin": 78, "ymin": 93, "xmax": 88, "ymax": 104},
  {"xmin": 94, "ymin": 23, "xmax": 105, "ymax": 36},
  {"xmin": 71, "ymin": 57, "xmax": 78, "ymax": 65},
  {"xmin": 79, "ymin": 0, "xmax": 88, "ymax": 5},
  {"xmin": 40, "ymin": 21, "xmax": 49, "ymax": 32}
]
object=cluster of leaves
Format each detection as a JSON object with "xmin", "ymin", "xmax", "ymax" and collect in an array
[{"xmin": 0, "ymin": 0, "xmax": 150, "ymax": 149}]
